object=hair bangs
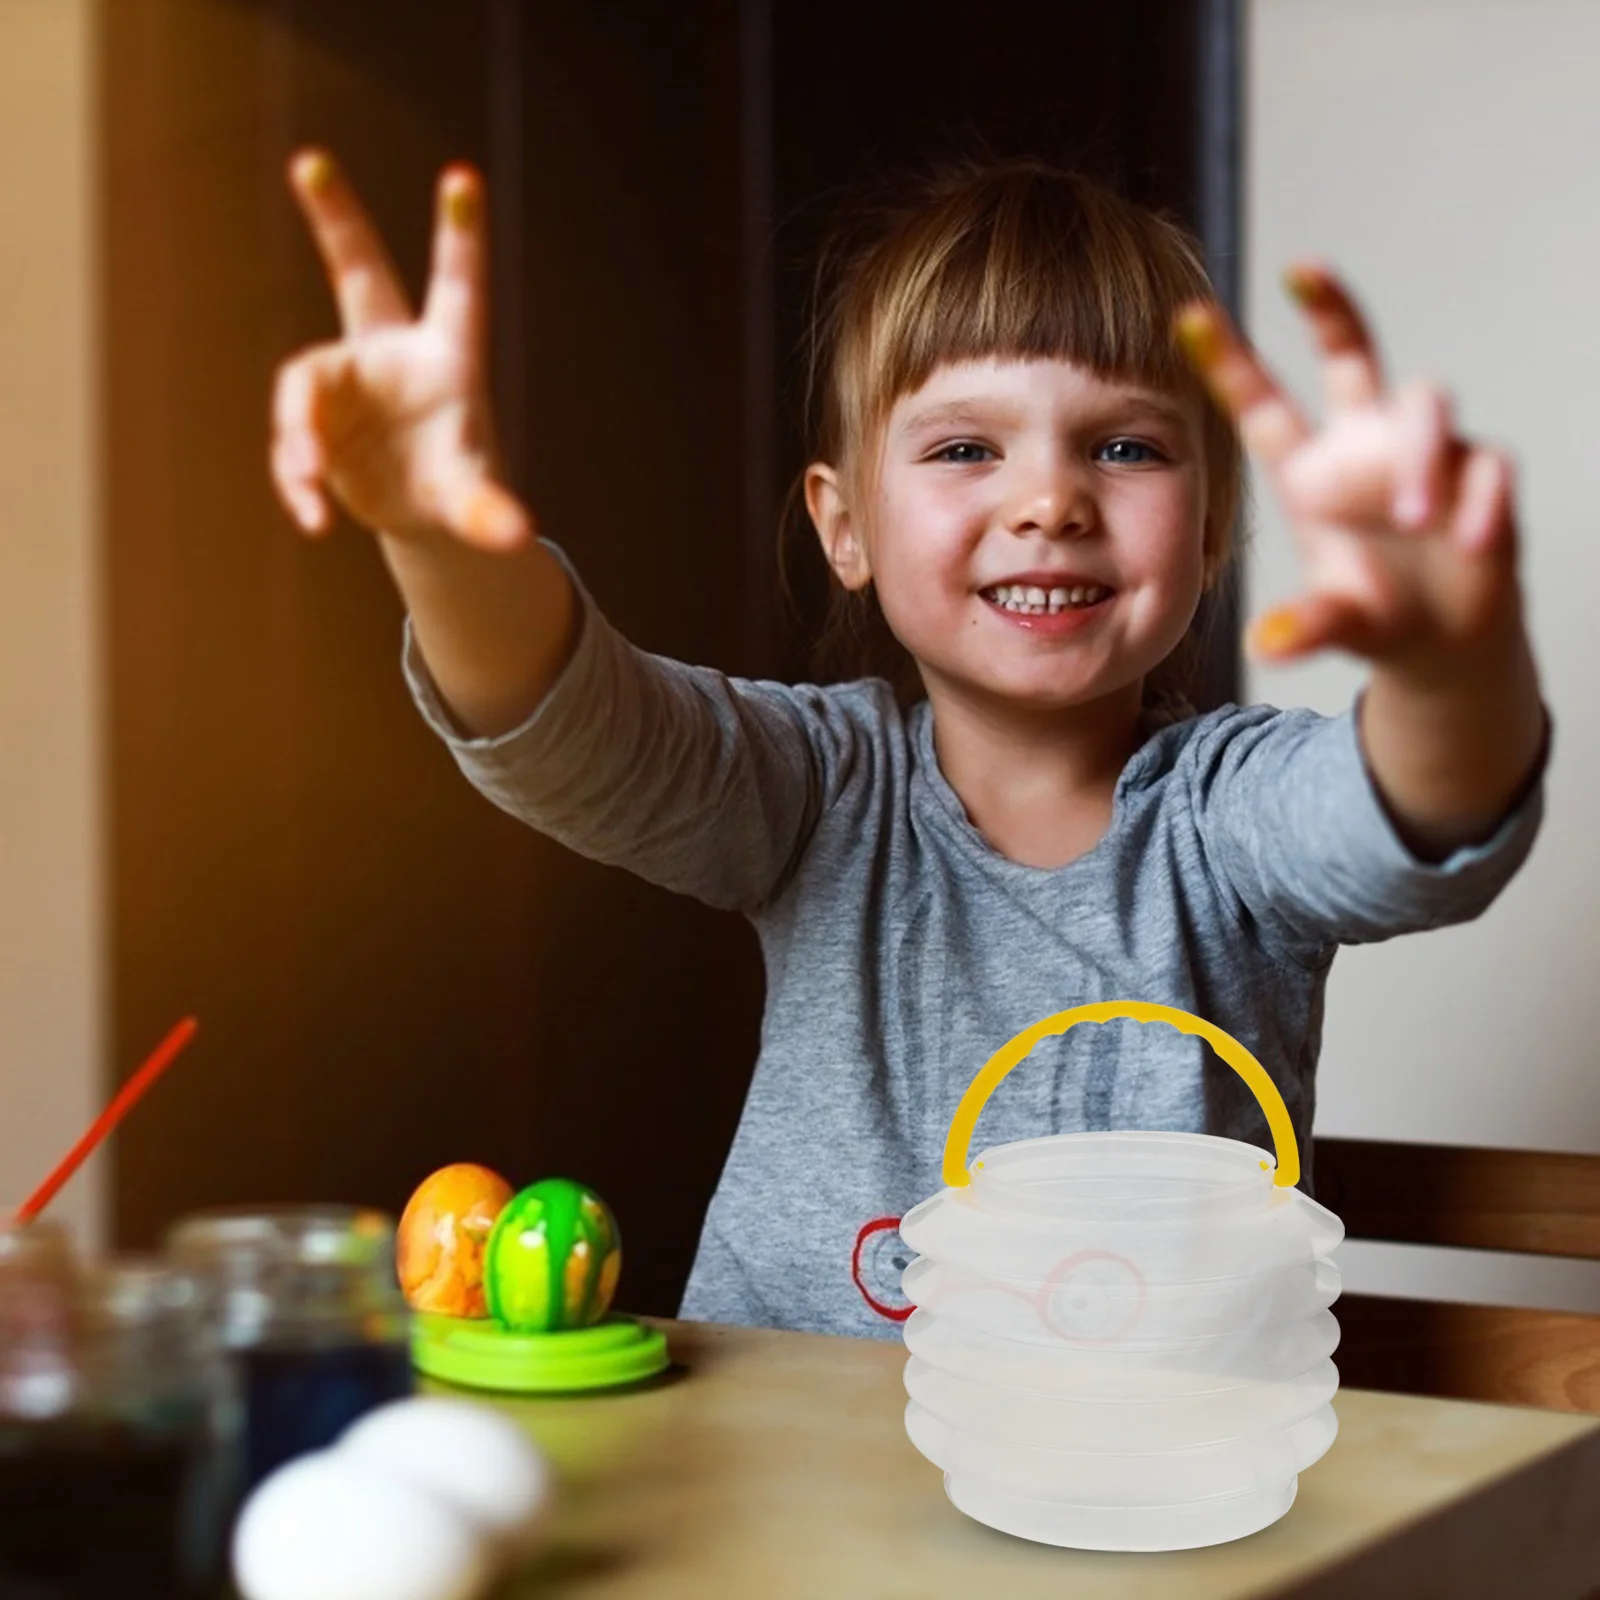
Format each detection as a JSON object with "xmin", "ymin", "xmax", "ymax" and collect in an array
[{"xmin": 822, "ymin": 164, "xmax": 1215, "ymax": 469}]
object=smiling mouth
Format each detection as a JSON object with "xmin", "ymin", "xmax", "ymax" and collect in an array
[{"xmin": 980, "ymin": 582, "xmax": 1113, "ymax": 617}]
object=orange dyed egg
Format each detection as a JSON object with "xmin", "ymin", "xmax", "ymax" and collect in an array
[{"xmin": 396, "ymin": 1163, "xmax": 514, "ymax": 1318}]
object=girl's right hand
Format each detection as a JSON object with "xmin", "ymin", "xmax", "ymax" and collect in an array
[{"xmin": 270, "ymin": 150, "xmax": 532, "ymax": 553}]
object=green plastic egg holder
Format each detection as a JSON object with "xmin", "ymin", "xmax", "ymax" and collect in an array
[{"xmin": 411, "ymin": 1310, "xmax": 670, "ymax": 1394}]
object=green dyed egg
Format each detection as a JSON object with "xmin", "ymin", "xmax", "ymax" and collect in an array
[{"xmin": 484, "ymin": 1178, "xmax": 622, "ymax": 1333}]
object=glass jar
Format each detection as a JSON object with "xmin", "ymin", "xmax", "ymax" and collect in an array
[
  {"xmin": 0, "ymin": 1223, "xmax": 221, "ymax": 1597},
  {"xmin": 166, "ymin": 1206, "xmax": 412, "ymax": 1493},
  {"xmin": 0, "ymin": 1220, "xmax": 81, "ymax": 1421}
]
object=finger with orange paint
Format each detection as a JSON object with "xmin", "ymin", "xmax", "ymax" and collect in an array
[
  {"xmin": 269, "ymin": 148, "xmax": 533, "ymax": 555},
  {"xmin": 1281, "ymin": 261, "xmax": 1385, "ymax": 412},
  {"xmin": 1248, "ymin": 595, "xmax": 1375, "ymax": 665},
  {"xmin": 1176, "ymin": 299, "xmax": 1312, "ymax": 467},
  {"xmin": 288, "ymin": 148, "xmax": 412, "ymax": 334}
]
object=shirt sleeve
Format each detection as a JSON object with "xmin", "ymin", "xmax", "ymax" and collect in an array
[
  {"xmin": 401, "ymin": 543, "xmax": 866, "ymax": 914},
  {"xmin": 1187, "ymin": 700, "xmax": 1548, "ymax": 964}
]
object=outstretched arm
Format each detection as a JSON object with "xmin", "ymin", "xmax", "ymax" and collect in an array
[{"xmin": 1178, "ymin": 268, "xmax": 1544, "ymax": 859}]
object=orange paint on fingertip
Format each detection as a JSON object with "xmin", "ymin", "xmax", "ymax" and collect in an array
[
  {"xmin": 440, "ymin": 165, "xmax": 481, "ymax": 228},
  {"xmin": 290, "ymin": 148, "xmax": 337, "ymax": 194},
  {"xmin": 1251, "ymin": 607, "xmax": 1304, "ymax": 658},
  {"xmin": 1173, "ymin": 304, "xmax": 1225, "ymax": 370},
  {"xmin": 1282, "ymin": 263, "xmax": 1330, "ymax": 309}
]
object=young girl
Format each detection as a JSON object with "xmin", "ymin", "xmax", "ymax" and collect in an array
[{"xmin": 270, "ymin": 154, "xmax": 1546, "ymax": 1340}]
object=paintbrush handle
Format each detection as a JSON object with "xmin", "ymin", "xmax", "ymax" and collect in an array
[{"xmin": 14, "ymin": 1017, "xmax": 199, "ymax": 1225}]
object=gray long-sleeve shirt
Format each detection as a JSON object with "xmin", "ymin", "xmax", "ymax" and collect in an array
[{"xmin": 403, "ymin": 554, "xmax": 1543, "ymax": 1340}]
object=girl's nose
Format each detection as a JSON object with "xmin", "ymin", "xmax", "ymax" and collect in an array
[{"xmin": 1003, "ymin": 470, "xmax": 1097, "ymax": 540}]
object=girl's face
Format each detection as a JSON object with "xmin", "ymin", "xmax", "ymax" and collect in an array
[{"xmin": 810, "ymin": 357, "xmax": 1211, "ymax": 714}]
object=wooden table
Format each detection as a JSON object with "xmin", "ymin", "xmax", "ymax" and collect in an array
[{"xmin": 453, "ymin": 1319, "xmax": 1600, "ymax": 1599}]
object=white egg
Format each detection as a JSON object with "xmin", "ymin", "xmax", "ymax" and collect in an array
[
  {"xmin": 232, "ymin": 1450, "xmax": 494, "ymax": 1600},
  {"xmin": 339, "ymin": 1397, "xmax": 553, "ymax": 1558}
]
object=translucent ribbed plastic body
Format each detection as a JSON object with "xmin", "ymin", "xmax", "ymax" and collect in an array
[{"xmin": 899, "ymin": 1131, "xmax": 1343, "ymax": 1551}]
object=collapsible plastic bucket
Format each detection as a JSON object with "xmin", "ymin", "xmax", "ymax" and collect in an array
[{"xmin": 900, "ymin": 1001, "xmax": 1343, "ymax": 1551}]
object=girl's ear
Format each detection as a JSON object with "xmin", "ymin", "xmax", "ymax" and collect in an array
[
  {"xmin": 806, "ymin": 463, "xmax": 872, "ymax": 591},
  {"xmin": 1199, "ymin": 507, "xmax": 1228, "ymax": 592}
]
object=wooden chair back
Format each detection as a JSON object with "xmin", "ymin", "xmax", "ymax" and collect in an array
[{"xmin": 1314, "ymin": 1137, "xmax": 1600, "ymax": 1414}]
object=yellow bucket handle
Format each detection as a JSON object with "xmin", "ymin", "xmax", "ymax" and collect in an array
[{"xmin": 941, "ymin": 1001, "xmax": 1300, "ymax": 1190}]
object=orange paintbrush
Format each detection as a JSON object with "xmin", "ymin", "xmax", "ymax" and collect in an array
[{"xmin": 13, "ymin": 1017, "xmax": 199, "ymax": 1225}]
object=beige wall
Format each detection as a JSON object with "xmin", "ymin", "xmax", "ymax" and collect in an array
[
  {"xmin": 0, "ymin": 0, "xmax": 102, "ymax": 1245},
  {"xmin": 1248, "ymin": 0, "xmax": 1600, "ymax": 1310}
]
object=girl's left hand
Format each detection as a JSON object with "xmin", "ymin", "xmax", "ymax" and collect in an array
[{"xmin": 1177, "ymin": 267, "xmax": 1519, "ymax": 670}]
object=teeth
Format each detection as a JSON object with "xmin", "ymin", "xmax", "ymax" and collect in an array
[{"xmin": 985, "ymin": 583, "xmax": 1109, "ymax": 615}]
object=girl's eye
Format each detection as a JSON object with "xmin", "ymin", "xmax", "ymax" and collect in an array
[
  {"xmin": 1098, "ymin": 437, "xmax": 1165, "ymax": 465},
  {"xmin": 931, "ymin": 441, "xmax": 996, "ymax": 465}
]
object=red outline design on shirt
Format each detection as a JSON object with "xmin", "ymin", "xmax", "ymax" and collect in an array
[{"xmin": 852, "ymin": 1215, "xmax": 914, "ymax": 1322}]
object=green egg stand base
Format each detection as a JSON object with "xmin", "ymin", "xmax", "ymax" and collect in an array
[{"xmin": 411, "ymin": 1311, "xmax": 670, "ymax": 1394}]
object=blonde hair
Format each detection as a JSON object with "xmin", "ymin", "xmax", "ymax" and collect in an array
[{"xmin": 795, "ymin": 159, "xmax": 1243, "ymax": 704}]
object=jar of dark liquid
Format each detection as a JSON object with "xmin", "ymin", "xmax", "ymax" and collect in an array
[
  {"xmin": 166, "ymin": 1207, "xmax": 412, "ymax": 1497},
  {"xmin": 0, "ymin": 1225, "xmax": 221, "ymax": 1599}
]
